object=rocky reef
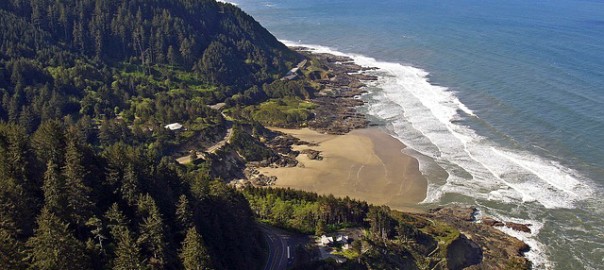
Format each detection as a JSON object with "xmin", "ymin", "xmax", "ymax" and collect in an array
[
  {"xmin": 292, "ymin": 48, "xmax": 374, "ymax": 134},
  {"xmin": 429, "ymin": 207, "xmax": 531, "ymax": 270}
]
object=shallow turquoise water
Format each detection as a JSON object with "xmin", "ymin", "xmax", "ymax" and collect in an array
[{"xmin": 231, "ymin": 0, "xmax": 604, "ymax": 268}]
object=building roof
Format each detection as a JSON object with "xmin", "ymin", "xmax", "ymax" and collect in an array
[{"xmin": 164, "ymin": 123, "xmax": 183, "ymax": 130}]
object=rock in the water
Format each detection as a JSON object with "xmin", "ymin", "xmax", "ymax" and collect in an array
[
  {"xmin": 430, "ymin": 206, "xmax": 531, "ymax": 269},
  {"xmin": 506, "ymin": 222, "xmax": 532, "ymax": 233},
  {"xmin": 482, "ymin": 217, "xmax": 505, "ymax": 227}
]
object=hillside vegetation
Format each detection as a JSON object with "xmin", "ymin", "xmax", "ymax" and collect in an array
[{"xmin": 0, "ymin": 0, "xmax": 299, "ymax": 269}]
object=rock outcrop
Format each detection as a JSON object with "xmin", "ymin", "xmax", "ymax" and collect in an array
[
  {"xmin": 300, "ymin": 149, "xmax": 323, "ymax": 160},
  {"xmin": 505, "ymin": 222, "xmax": 532, "ymax": 233},
  {"xmin": 429, "ymin": 206, "xmax": 531, "ymax": 270},
  {"xmin": 446, "ymin": 234, "xmax": 483, "ymax": 270},
  {"xmin": 293, "ymin": 49, "xmax": 372, "ymax": 134}
]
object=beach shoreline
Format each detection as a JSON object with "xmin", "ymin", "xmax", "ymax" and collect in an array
[{"xmin": 259, "ymin": 127, "xmax": 427, "ymax": 212}]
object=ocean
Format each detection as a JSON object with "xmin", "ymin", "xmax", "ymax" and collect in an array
[{"xmin": 229, "ymin": 0, "xmax": 604, "ymax": 269}]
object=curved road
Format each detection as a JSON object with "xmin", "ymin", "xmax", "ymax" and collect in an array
[
  {"xmin": 176, "ymin": 125, "xmax": 233, "ymax": 164},
  {"xmin": 259, "ymin": 224, "xmax": 291, "ymax": 270}
]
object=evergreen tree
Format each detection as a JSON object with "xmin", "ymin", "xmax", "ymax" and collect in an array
[
  {"xmin": 137, "ymin": 194, "xmax": 167, "ymax": 269},
  {"xmin": 176, "ymin": 194, "xmax": 193, "ymax": 232},
  {"xmin": 63, "ymin": 139, "xmax": 93, "ymax": 226},
  {"xmin": 0, "ymin": 228, "xmax": 27, "ymax": 270},
  {"xmin": 0, "ymin": 124, "xmax": 38, "ymax": 235},
  {"xmin": 85, "ymin": 216, "xmax": 107, "ymax": 254},
  {"xmin": 31, "ymin": 120, "xmax": 65, "ymax": 165},
  {"xmin": 42, "ymin": 159, "xmax": 66, "ymax": 218},
  {"xmin": 120, "ymin": 164, "xmax": 139, "ymax": 205},
  {"xmin": 112, "ymin": 229, "xmax": 147, "ymax": 270},
  {"xmin": 26, "ymin": 208, "xmax": 90, "ymax": 270},
  {"xmin": 105, "ymin": 203, "xmax": 147, "ymax": 270},
  {"xmin": 180, "ymin": 227, "xmax": 213, "ymax": 270}
]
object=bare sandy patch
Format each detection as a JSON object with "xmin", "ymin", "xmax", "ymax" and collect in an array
[{"xmin": 260, "ymin": 127, "xmax": 427, "ymax": 212}]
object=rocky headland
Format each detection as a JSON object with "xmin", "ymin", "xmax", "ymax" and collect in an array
[{"xmin": 223, "ymin": 47, "xmax": 533, "ymax": 269}]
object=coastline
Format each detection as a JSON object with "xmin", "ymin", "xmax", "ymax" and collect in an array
[
  {"xmin": 259, "ymin": 127, "xmax": 427, "ymax": 212},
  {"xmin": 269, "ymin": 42, "xmax": 545, "ymax": 268}
]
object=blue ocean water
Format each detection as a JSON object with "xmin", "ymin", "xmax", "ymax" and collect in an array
[{"xmin": 230, "ymin": 0, "xmax": 604, "ymax": 268}]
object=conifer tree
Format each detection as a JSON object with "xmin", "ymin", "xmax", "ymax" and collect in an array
[
  {"xmin": 176, "ymin": 194, "xmax": 193, "ymax": 232},
  {"xmin": 137, "ymin": 194, "xmax": 167, "ymax": 269},
  {"xmin": 42, "ymin": 159, "xmax": 66, "ymax": 218},
  {"xmin": 0, "ymin": 228, "xmax": 27, "ymax": 270},
  {"xmin": 105, "ymin": 203, "xmax": 147, "ymax": 270},
  {"xmin": 180, "ymin": 227, "xmax": 213, "ymax": 270},
  {"xmin": 31, "ymin": 120, "xmax": 65, "ymax": 165},
  {"xmin": 121, "ymin": 164, "xmax": 139, "ymax": 205},
  {"xmin": 112, "ymin": 230, "xmax": 147, "ymax": 270},
  {"xmin": 63, "ymin": 139, "xmax": 93, "ymax": 226},
  {"xmin": 0, "ymin": 124, "xmax": 38, "ymax": 235},
  {"xmin": 26, "ymin": 208, "xmax": 90, "ymax": 270}
]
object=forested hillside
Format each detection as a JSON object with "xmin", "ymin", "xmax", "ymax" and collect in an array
[
  {"xmin": 0, "ymin": 121, "xmax": 264, "ymax": 269},
  {"xmin": 0, "ymin": 0, "xmax": 300, "ymax": 269},
  {"xmin": 0, "ymin": 0, "xmax": 299, "ymax": 141}
]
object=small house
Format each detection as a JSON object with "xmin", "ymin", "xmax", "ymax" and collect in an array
[{"xmin": 164, "ymin": 123, "xmax": 183, "ymax": 131}]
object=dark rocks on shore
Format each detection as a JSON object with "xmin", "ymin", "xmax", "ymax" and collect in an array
[
  {"xmin": 429, "ymin": 206, "xmax": 531, "ymax": 270},
  {"xmin": 482, "ymin": 218, "xmax": 532, "ymax": 233},
  {"xmin": 447, "ymin": 234, "xmax": 483, "ymax": 270},
  {"xmin": 244, "ymin": 168, "xmax": 277, "ymax": 186},
  {"xmin": 300, "ymin": 149, "xmax": 323, "ymax": 160},
  {"xmin": 351, "ymin": 73, "xmax": 378, "ymax": 81},
  {"xmin": 482, "ymin": 217, "xmax": 505, "ymax": 227},
  {"xmin": 295, "ymin": 49, "xmax": 373, "ymax": 134},
  {"xmin": 309, "ymin": 97, "xmax": 369, "ymax": 134},
  {"xmin": 430, "ymin": 206, "xmax": 478, "ymax": 222},
  {"xmin": 505, "ymin": 222, "xmax": 532, "ymax": 233},
  {"xmin": 265, "ymin": 135, "xmax": 300, "ymax": 155}
]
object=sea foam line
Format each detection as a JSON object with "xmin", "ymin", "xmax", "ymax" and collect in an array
[
  {"xmin": 281, "ymin": 39, "xmax": 593, "ymax": 210},
  {"xmin": 280, "ymin": 39, "xmax": 573, "ymax": 269}
]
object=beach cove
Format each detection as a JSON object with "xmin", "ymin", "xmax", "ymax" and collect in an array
[{"xmin": 259, "ymin": 127, "xmax": 427, "ymax": 212}]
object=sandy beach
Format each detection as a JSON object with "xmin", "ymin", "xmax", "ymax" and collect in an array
[{"xmin": 260, "ymin": 127, "xmax": 427, "ymax": 212}]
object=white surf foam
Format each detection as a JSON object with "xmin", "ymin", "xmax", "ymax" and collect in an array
[
  {"xmin": 280, "ymin": 39, "xmax": 596, "ymax": 270},
  {"xmin": 489, "ymin": 215, "xmax": 553, "ymax": 270},
  {"xmin": 282, "ymin": 40, "xmax": 594, "ymax": 210}
]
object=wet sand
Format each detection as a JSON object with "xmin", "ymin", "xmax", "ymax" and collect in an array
[{"xmin": 259, "ymin": 127, "xmax": 427, "ymax": 212}]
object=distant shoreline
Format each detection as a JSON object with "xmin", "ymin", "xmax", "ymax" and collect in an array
[{"xmin": 259, "ymin": 127, "xmax": 428, "ymax": 212}]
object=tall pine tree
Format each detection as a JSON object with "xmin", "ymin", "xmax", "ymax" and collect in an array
[
  {"xmin": 105, "ymin": 203, "xmax": 147, "ymax": 270},
  {"xmin": 180, "ymin": 227, "xmax": 213, "ymax": 270},
  {"xmin": 26, "ymin": 208, "xmax": 90, "ymax": 270},
  {"xmin": 42, "ymin": 159, "xmax": 66, "ymax": 218},
  {"xmin": 137, "ymin": 194, "xmax": 167, "ymax": 269},
  {"xmin": 62, "ymin": 138, "xmax": 93, "ymax": 227}
]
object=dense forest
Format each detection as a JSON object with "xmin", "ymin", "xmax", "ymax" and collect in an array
[
  {"xmin": 0, "ymin": 0, "xmax": 301, "ymax": 154},
  {"xmin": 0, "ymin": 120, "xmax": 266, "ymax": 269},
  {"xmin": 0, "ymin": 0, "xmax": 302, "ymax": 269}
]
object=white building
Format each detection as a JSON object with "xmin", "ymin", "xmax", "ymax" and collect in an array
[
  {"xmin": 319, "ymin": 234, "xmax": 351, "ymax": 249},
  {"xmin": 320, "ymin": 235, "xmax": 334, "ymax": 246},
  {"xmin": 164, "ymin": 123, "xmax": 183, "ymax": 130}
]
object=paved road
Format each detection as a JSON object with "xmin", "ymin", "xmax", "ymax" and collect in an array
[
  {"xmin": 260, "ymin": 224, "xmax": 290, "ymax": 270},
  {"xmin": 206, "ymin": 126, "xmax": 233, "ymax": 153},
  {"xmin": 176, "ymin": 125, "xmax": 233, "ymax": 164},
  {"xmin": 259, "ymin": 224, "xmax": 311, "ymax": 270}
]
